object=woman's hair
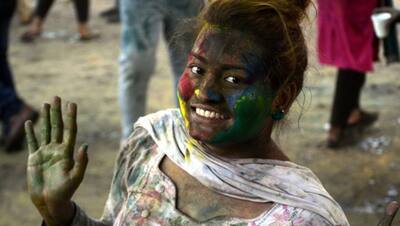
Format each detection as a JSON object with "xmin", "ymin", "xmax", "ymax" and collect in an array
[{"xmin": 194, "ymin": 0, "xmax": 311, "ymax": 110}]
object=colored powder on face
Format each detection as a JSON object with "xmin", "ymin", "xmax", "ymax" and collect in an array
[
  {"xmin": 206, "ymin": 89, "xmax": 222, "ymax": 102},
  {"xmin": 194, "ymin": 88, "xmax": 200, "ymax": 97},
  {"xmin": 178, "ymin": 71, "xmax": 194, "ymax": 101},
  {"xmin": 211, "ymin": 87, "xmax": 274, "ymax": 144},
  {"xmin": 178, "ymin": 93, "xmax": 190, "ymax": 128},
  {"xmin": 241, "ymin": 53, "xmax": 268, "ymax": 83}
]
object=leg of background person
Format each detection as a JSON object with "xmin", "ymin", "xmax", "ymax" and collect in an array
[
  {"xmin": 21, "ymin": 0, "xmax": 54, "ymax": 41},
  {"xmin": 71, "ymin": 0, "xmax": 94, "ymax": 39},
  {"xmin": 106, "ymin": 0, "xmax": 120, "ymax": 23},
  {"xmin": 0, "ymin": 84, "xmax": 23, "ymax": 132},
  {"xmin": 100, "ymin": 0, "xmax": 119, "ymax": 17},
  {"xmin": 352, "ymin": 71, "xmax": 366, "ymax": 110},
  {"xmin": 72, "ymin": 0, "xmax": 89, "ymax": 24},
  {"xmin": 0, "ymin": 0, "xmax": 37, "ymax": 151},
  {"xmin": 0, "ymin": 0, "xmax": 23, "ymax": 124},
  {"xmin": 34, "ymin": 0, "xmax": 54, "ymax": 20},
  {"xmin": 119, "ymin": 0, "xmax": 162, "ymax": 139},
  {"xmin": 17, "ymin": 0, "xmax": 33, "ymax": 24},
  {"xmin": 0, "ymin": 1, "xmax": 17, "ymax": 90},
  {"xmin": 99, "ymin": 0, "xmax": 119, "ymax": 23},
  {"xmin": 330, "ymin": 68, "xmax": 366, "ymax": 128},
  {"xmin": 163, "ymin": 0, "xmax": 204, "ymax": 106}
]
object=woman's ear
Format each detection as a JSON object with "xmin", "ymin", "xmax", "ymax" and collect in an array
[{"xmin": 272, "ymin": 82, "xmax": 299, "ymax": 113}]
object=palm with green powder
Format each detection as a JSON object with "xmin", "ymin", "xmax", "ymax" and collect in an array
[{"xmin": 25, "ymin": 96, "xmax": 88, "ymax": 226}]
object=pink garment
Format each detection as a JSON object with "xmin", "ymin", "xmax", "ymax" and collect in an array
[{"xmin": 317, "ymin": 0, "xmax": 379, "ymax": 72}]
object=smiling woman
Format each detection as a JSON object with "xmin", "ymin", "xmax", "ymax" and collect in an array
[
  {"xmin": 178, "ymin": 28, "xmax": 275, "ymax": 145},
  {"xmin": 23, "ymin": 0, "xmax": 360, "ymax": 226}
]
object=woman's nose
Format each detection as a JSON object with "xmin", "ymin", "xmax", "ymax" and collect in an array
[{"xmin": 196, "ymin": 77, "xmax": 222, "ymax": 102}]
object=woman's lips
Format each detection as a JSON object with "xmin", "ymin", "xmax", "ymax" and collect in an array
[
  {"xmin": 190, "ymin": 105, "xmax": 231, "ymax": 122},
  {"xmin": 194, "ymin": 107, "xmax": 227, "ymax": 119}
]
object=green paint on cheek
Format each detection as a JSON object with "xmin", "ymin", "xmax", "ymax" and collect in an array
[{"xmin": 211, "ymin": 88, "xmax": 274, "ymax": 144}]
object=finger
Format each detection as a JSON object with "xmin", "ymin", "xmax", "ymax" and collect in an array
[
  {"xmin": 378, "ymin": 201, "xmax": 399, "ymax": 226},
  {"xmin": 50, "ymin": 96, "xmax": 63, "ymax": 143},
  {"xmin": 70, "ymin": 144, "xmax": 89, "ymax": 185},
  {"xmin": 64, "ymin": 103, "xmax": 77, "ymax": 155},
  {"xmin": 25, "ymin": 120, "xmax": 38, "ymax": 154},
  {"xmin": 40, "ymin": 103, "xmax": 51, "ymax": 145}
]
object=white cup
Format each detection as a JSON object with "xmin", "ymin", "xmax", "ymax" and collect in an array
[{"xmin": 371, "ymin": 12, "xmax": 392, "ymax": 38}]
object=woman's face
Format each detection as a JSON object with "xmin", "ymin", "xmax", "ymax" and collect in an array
[{"xmin": 178, "ymin": 27, "xmax": 275, "ymax": 145}]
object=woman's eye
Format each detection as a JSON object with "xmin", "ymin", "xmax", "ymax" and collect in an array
[
  {"xmin": 190, "ymin": 66, "xmax": 204, "ymax": 75},
  {"xmin": 225, "ymin": 76, "xmax": 240, "ymax": 84}
]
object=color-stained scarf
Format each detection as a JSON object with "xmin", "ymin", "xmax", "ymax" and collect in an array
[{"xmin": 135, "ymin": 109, "xmax": 349, "ymax": 226}]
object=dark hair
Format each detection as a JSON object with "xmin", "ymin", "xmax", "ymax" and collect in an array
[{"xmin": 194, "ymin": 0, "xmax": 311, "ymax": 110}]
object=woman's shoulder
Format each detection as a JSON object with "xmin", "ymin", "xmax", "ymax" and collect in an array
[{"xmin": 118, "ymin": 108, "xmax": 182, "ymax": 172}]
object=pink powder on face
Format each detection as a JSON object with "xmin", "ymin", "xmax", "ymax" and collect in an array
[{"xmin": 178, "ymin": 70, "xmax": 194, "ymax": 101}]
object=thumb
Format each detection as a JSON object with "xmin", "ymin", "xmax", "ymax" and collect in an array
[
  {"xmin": 378, "ymin": 201, "xmax": 399, "ymax": 226},
  {"xmin": 70, "ymin": 144, "xmax": 89, "ymax": 185}
]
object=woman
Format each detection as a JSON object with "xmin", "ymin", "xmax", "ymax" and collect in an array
[
  {"xmin": 20, "ymin": 0, "xmax": 98, "ymax": 42},
  {"xmin": 317, "ymin": 0, "xmax": 380, "ymax": 148},
  {"xmin": 24, "ymin": 0, "xmax": 351, "ymax": 225}
]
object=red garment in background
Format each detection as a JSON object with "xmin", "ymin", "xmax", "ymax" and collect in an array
[{"xmin": 317, "ymin": 0, "xmax": 379, "ymax": 72}]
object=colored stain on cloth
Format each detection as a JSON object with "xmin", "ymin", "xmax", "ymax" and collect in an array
[{"xmin": 212, "ymin": 87, "xmax": 274, "ymax": 143}]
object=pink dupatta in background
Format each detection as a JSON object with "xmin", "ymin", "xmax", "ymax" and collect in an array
[{"xmin": 317, "ymin": 0, "xmax": 379, "ymax": 72}]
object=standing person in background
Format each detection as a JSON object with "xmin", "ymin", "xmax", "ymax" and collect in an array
[
  {"xmin": 99, "ymin": 0, "xmax": 120, "ymax": 23},
  {"xmin": 317, "ymin": 0, "xmax": 380, "ymax": 148},
  {"xmin": 118, "ymin": 0, "xmax": 204, "ymax": 142},
  {"xmin": 20, "ymin": 0, "xmax": 98, "ymax": 43},
  {"xmin": 0, "ymin": 0, "xmax": 39, "ymax": 152}
]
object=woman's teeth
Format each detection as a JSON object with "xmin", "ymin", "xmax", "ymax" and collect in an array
[{"xmin": 195, "ymin": 107, "xmax": 226, "ymax": 119}]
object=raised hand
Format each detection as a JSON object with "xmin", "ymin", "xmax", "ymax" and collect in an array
[{"xmin": 25, "ymin": 96, "xmax": 88, "ymax": 226}]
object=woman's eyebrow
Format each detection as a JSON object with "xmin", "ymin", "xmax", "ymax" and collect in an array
[
  {"xmin": 191, "ymin": 52, "xmax": 246, "ymax": 71},
  {"xmin": 191, "ymin": 52, "xmax": 208, "ymax": 63}
]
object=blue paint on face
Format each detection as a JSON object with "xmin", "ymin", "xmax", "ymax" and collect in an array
[
  {"xmin": 226, "ymin": 90, "xmax": 244, "ymax": 111},
  {"xmin": 206, "ymin": 88, "xmax": 222, "ymax": 102},
  {"xmin": 241, "ymin": 53, "xmax": 269, "ymax": 84}
]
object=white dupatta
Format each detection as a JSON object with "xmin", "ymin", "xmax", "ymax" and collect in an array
[{"xmin": 135, "ymin": 109, "xmax": 349, "ymax": 226}]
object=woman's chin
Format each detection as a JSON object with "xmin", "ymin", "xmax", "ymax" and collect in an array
[{"xmin": 189, "ymin": 129, "xmax": 214, "ymax": 143}]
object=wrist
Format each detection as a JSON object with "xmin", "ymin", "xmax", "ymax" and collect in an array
[{"xmin": 40, "ymin": 201, "xmax": 76, "ymax": 226}]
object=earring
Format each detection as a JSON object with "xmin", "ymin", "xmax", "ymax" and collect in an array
[{"xmin": 272, "ymin": 109, "xmax": 285, "ymax": 121}]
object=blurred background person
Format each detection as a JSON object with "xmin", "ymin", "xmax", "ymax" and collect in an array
[
  {"xmin": 21, "ymin": 0, "xmax": 98, "ymax": 42},
  {"xmin": 118, "ymin": 0, "xmax": 204, "ymax": 142},
  {"xmin": 99, "ymin": 0, "xmax": 120, "ymax": 23},
  {"xmin": 0, "ymin": 0, "xmax": 38, "ymax": 152},
  {"xmin": 317, "ymin": 0, "xmax": 380, "ymax": 148}
]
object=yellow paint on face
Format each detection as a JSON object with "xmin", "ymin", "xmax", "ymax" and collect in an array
[
  {"xmin": 178, "ymin": 92, "xmax": 195, "ymax": 162},
  {"xmin": 194, "ymin": 88, "xmax": 200, "ymax": 97},
  {"xmin": 178, "ymin": 92, "xmax": 190, "ymax": 128}
]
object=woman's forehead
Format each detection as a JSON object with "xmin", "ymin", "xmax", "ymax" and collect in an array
[{"xmin": 192, "ymin": 26, "xmax": 262, "ymax": 60}]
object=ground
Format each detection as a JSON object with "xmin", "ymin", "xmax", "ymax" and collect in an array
[{"xmin": 0, "ymin": 0, "xmax": 399, "ymax": 225}]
